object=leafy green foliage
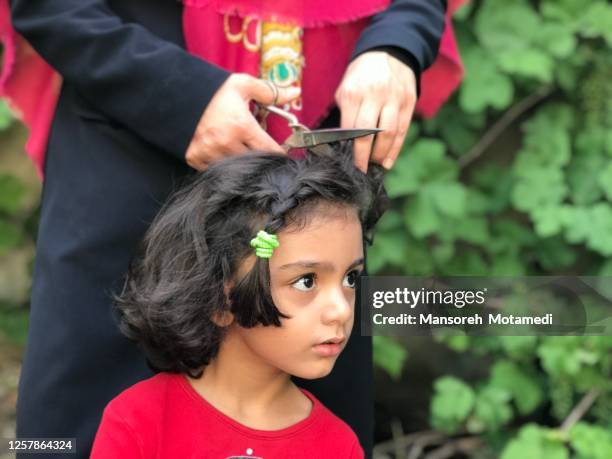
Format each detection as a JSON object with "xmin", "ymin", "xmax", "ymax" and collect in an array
[
  {"xmin": 373, "ymin": 336, "xmax": 408, "ymax": 381},
  {"xmin": 0, "ymin": 100, "xmax": 15, "ymax": 131},
  {"xmin": 501, "ymin": 424, "xmax": 568, "ymax": 459},
  {"xmin": 570, "ymin": 422, "xmax": 612, "ymax": 459},
  {"xmin": 0, "ymin": 96, "xmax": 38, "ymax": 335},
  {"xmin": 431, "ymin": 376, "xmax": 475, "ymax": 433},
  {"xmin": 489, "ymin": 360, "xmax": 543, "ymax": 415},
  {"xmin": 369, "ymin": 0, "xmax": 612, "ymax": 456}
]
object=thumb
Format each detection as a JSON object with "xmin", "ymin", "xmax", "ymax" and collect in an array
[{"xmin": 247, "ymin": 78, "xmax": 301, "ymax": 106}]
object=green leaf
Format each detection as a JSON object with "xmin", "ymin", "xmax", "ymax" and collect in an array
[
  {"xmin": 439, "ymin": 249, "xmax": 488, "ymax": 276},
  {"xmin": 403, "ymin": 242, "xmax": 436, "ymax": 275},
  {"xmin": 431, "ymin": 240, "xmax": 455, "ymax": 264},
  {"xmin": 435, "ymin": 333, "xmax": 470, "ymax": 353},
  {"xmin": 459, "ymin": 48, "xmax": 514, "ymax": 113},
  {"xmin": 0, "ymin": 175, "xmax": 27, "ymax": 215},
  {"xmin": 385, "ymin": 160, "xmax": 420, "ymax": 197},
  {"xmin": 404, "ymin": 193, "xmax": 439, "ymax": 239},
  {"xmin": 451, "ymin": 216, "xmax": 491, "ymax": 245},
  {"xmin": 375, "ymin": 210, "xmax": 403, "ymax": 232},
  {"xmin": 497, "ymin": 48, "xmax": 555, "ymax": 83},
  {"xmin": 514, "ymin": 105, "xmax": 573, "ymax": 173},
  {"xmin": 489, "ymin": 219, "xmax": 536, "ymax": 253},
  {"xmin": 576, "ymin": 124, "xmax": 610, "ymax": 158},
  {"xmin": 471, "ymin": 385, "xmax": 513, "ymax": 431},
  {"xmin": 562, "ymin": 206, "xmax": 592, "ymax": 244},
  {"xmin": 567, "ymin": 154, "xmax": 605, "ymax": 205},
  {"xmin": 597, "ymin": 160, "xmax": 612, "ymax": 202},
  {"xmin": 452, "ymin": 1, "xmax": 474, "ymax": 21},
  {"xmin": 431, "ymin": 376, "xmax": 475, "ymax": 433},
  {"xmin": 465, "ymin": 189, "xmax": 491, "ymax": 215},
  {"xmin": 511, "ymin": 167, "xmax": 567, "ymax": 213},
  {"xmin": 0, "ymin": 306, "xmax": 30, "ymax": 347},
  {"xmin": 475, "ymin": 0, "xmax": 539, "ymax": 52},
  {"xmin": 427, "ymin": 182, "xmax": 467, "ymax": 219},
  {"xmin": 490, "ymin": 360, "xmax": 543, "ymax": 415},
  {"xmin": 0, "ymin": 220, "xmax": 22, "ymax": 255},
  {"xmin": 536, "ymin": 236, "xmax": 577, "ymax": 270},
  {"xmin": 490, "ymin": 252, "xmax": 526, "ymax": 276},
  {"xmin": 373, "ymin": 336, "xmax": 408, "ymax": 380},
  {"xmin": 585, "ymin": 204, "xmax": 612, "ymax": 255},
  {"xmin": 367, "ymin": 229, "xmax": 408, "ymax": 274},
  {"xmin": 570, "ymin": 422, "xmax": 612, "ymax": 459},
  {"xmin": 537, "ymin": 337, "xmax": 598, "ymax": 378},
  {"xmin": 0, "ymin": 99, "xmax": 15, "ymax": 130},
  {"xmin": 385, "ymin": 139, "xmax": 455, "ymax": 198},
  {"xmin": 499, "ymin": 336, "xmax": 538, "ymax": 359},
  {"xmin": 555, "ymin": 59, "xmax": 581, "ymax": 93},
  {"xmin": 534, "ymin": 23, "xmax": 577, "ymax": 59},
  {"xmin": 476, "ymin": 0, "xmax": 559, "ymax": 82},
  {"xmin": 470, "ymin": 165, "xmax": 513, "ymax": 214},
  {"xmin": 423, "ymin": 105, "xmax": 485, "ymax": 156},
  {"xmin": 501, "ymin": 424, "xmax": 569, "ymax": 459},
  {"xmin": 577, "ymin": 2, "xmax": 612, "ymax": 46},
  {"xmin": 541, "ymin": 0, "xmax": 587, "ymax": 24},
  {"xmin": 531, "ymin": 206, "xmax": 567, "ymax": 238}
]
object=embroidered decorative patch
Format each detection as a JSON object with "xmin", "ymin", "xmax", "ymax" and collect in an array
[{"xmin": 260, "ymin": 21, "xmax": 304, "ymax": 112}]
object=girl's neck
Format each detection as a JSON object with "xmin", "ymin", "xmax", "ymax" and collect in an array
[{"xmin": 186, "ymin": 331, "xmax": 312, "ymax": 430}]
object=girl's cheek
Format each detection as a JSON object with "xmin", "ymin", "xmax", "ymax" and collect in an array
[{"xmin": 280, "ymin": 286, "xmax": 315, "ymax": 309}]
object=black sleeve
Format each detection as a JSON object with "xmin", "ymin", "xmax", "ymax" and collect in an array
[
  {"xmin": 9, "ymin": 0, "xmax": 231, "ymax": 161},
  {"xmin": 351, "ymin": 0, "xmax": 446, "ymax": 93}
]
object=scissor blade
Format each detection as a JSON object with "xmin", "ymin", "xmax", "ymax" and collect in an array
[{"xmin": 291, "ymin": 128, "xmax": 382, "ymax": 148}]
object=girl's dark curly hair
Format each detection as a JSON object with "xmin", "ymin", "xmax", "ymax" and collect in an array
[{"xmin": 116, "ymin": 143, "xmax": 388, "ymax": 378}]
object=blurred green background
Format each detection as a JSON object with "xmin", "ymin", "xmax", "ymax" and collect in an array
[
  {"xmin": 0, "ymin": 0, "xmax": 611, "ymax": 457},
  {"xmin": 367, "ymin": 0, "xmax": 612, "ymax": 457}
]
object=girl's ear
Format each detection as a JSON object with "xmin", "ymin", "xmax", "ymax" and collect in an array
[
  {"xmin": 211, "ymin": 309, "xmax": 234, "ymax": 327},
  {"xmin": 213, "ymin": 281, "xmax": 236, "ymax": 327}
]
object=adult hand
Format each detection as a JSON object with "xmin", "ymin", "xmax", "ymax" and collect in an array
[
  {"xmin": 185, "ymin": 73, "xmax": 301, "ymax": 170},
  {"xmin": 335, "ymin": 51, "xmax": 417, "ymax": 172}
]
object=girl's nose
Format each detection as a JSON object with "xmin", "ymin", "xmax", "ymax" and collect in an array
[{"xmin": 321, "ymin": 287, "xmax": 353, "ymax": 324}]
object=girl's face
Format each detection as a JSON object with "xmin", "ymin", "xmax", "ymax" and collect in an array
[{"xmin": 233, "ymin": 207, "xmax": 364, "ymax": 380}]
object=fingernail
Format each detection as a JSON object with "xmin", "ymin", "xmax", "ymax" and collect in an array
[{"xmin": 383, "ymin": 158, "xmax": 394, "ymax": 170}]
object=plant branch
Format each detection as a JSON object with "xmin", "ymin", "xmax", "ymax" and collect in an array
[
  {"xmin": 560, "ymin": 387, "xmax": 601, "ymax": 432},
  {"xmin": 423, "ymin": 436, "xmax": 483, "ymax": 459},
  {"xmin": 373, "ymin": 430, "xmax": 446, "ymax": 456},
  {"xmin": 458, "ymin": 85, "xmax": 555, "ymax": 169}
]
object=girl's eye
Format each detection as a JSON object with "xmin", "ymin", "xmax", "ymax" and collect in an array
[
  {"xmin": 293, "ymin": 274, "xmax": 316, "ymax": 292},
  {"xmin": 343, "ymin": 270, "xmax": 360, "ymax": 289}
]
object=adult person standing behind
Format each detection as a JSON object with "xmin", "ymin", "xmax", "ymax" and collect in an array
[{"xmin": 4, "ymin": 0, "xmax": 449, "ymax": 457}]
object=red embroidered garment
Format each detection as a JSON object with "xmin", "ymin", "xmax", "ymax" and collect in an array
[{"xmin": 0, "ymin": 0, "xmax": 465, "ymax": 179}]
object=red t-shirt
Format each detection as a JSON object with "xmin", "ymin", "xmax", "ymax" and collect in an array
[{"xmin": 91, "ymin": 372, "xmax": 364, "ymax": 458}]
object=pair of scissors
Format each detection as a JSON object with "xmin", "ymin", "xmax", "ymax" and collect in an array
[{"xmin": 259, "ymin": 105, "xmax": 382, "ymax": 156}]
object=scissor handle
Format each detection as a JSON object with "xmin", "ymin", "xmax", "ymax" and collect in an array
[{"xmin": 258, "ymin": 104, "xmax": 309, "ymax": 131}]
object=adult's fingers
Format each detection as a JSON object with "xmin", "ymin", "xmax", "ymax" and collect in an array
[
  {"xmin": 187, "ymin": 140, "xmax": 250, "ymax": 171},
  {"xmin": 338, "ymin": 91, "xmax": 362, "ymax": 130},
  {"xmin": 352, "ymin": 101, "xmax": 382, "ymax": 173},
  {"xmin": 371, "ymin": 103, "xmax": 399, "ymax": 167},
  {"xmin": 385, "ymin": 104, "xmax": 414, "ymax": 170},
  {"xmin": 246, "ymin": 76, "xmax": 301, "ymax": 106},
  {"xmin": 244, "ymin": 118, "xmax": 285, "ymax": 153}
]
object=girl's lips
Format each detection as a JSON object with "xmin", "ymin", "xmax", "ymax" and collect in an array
[{"xmin": 312, "ymin": 341, "xmax": 345, "ymax": 357}]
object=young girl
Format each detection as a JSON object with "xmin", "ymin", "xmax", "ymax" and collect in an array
[{"xmin": 90, "ymin": 145, "xmax": 386, "ymax": 458}]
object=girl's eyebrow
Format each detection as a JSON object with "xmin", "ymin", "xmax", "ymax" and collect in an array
[{"xmin": 278, "ymin": 257, "xmax": 365, "ymax": 272}]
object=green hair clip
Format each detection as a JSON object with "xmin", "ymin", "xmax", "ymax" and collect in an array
[{"xmin": 250, "ymin": 230, "xmax": 280, "ymax": 259}]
